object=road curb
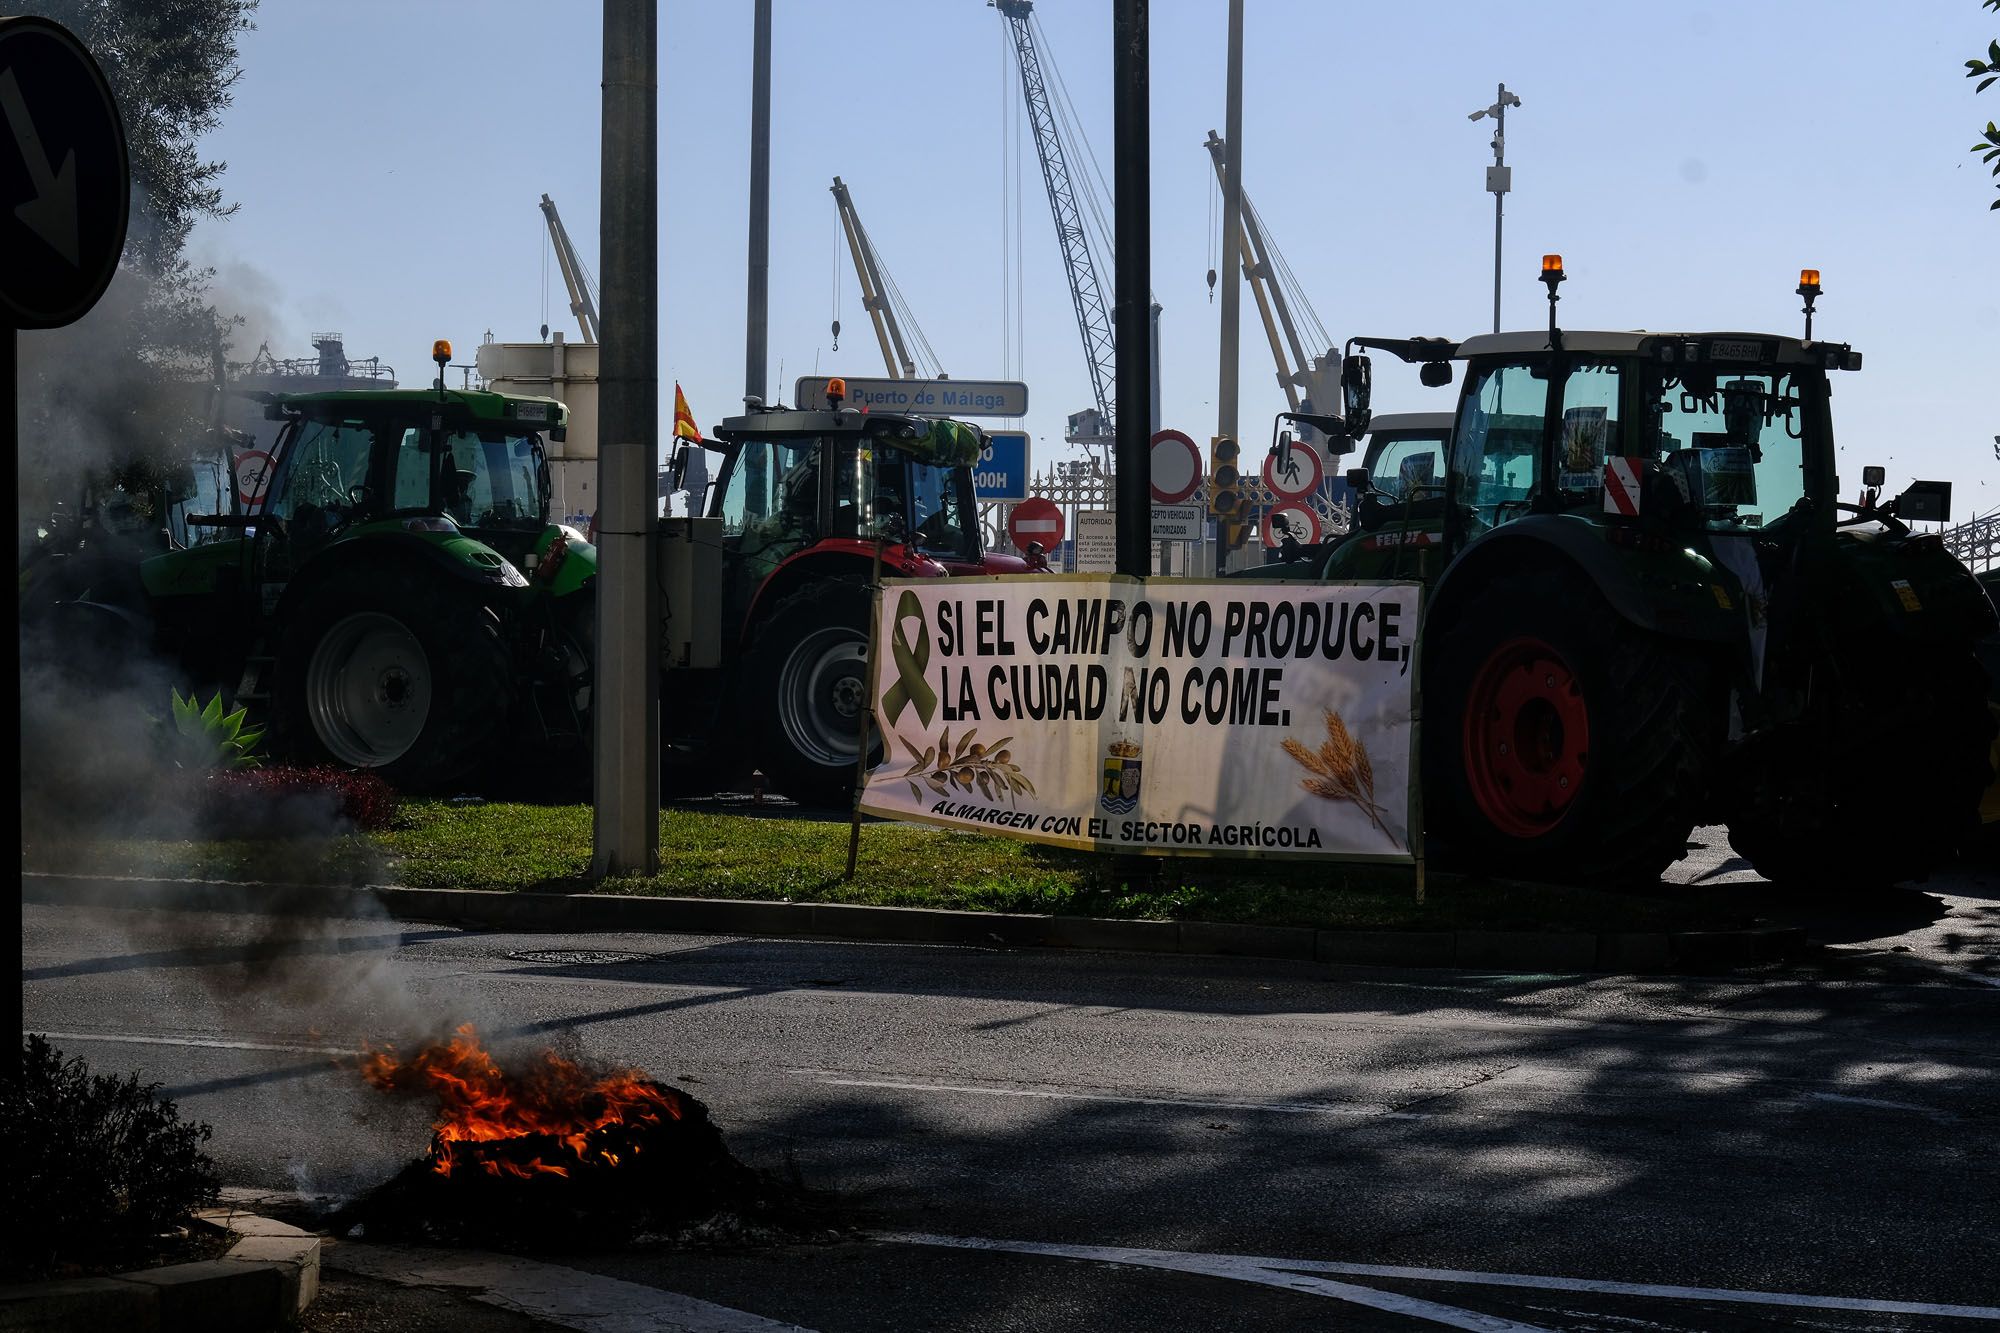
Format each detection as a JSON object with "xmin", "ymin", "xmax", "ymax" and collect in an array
[
  {"xmin": 0, "ymin": 1204, "xmax": 319, "ymax": 1332},
  {"xmin": 21, "ymin": 872, "xmax": 1810, "ymax": 975}
]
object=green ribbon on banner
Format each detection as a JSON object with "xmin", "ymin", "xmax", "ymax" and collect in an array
[{"xmin": 881, "ymin": 588, "xmax": 937, "ymax": 728}]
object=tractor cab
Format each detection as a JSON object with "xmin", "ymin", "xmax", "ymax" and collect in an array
[
  {"xmin": 249, "ymin": 386, "xmax": 565, "ymax": 581},
  {"xmin": 707, "ymin": 402, "xmax": 987, "ymax": 630}
]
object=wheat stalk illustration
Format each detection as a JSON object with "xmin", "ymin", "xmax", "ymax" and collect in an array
[
  {"xmin": 898, "ymin": 726, "xmax": 1036, "ymax": 807},
  {"xmin": 1282, "ymin": 709, "xmax": 1398, "ymax": 848}
]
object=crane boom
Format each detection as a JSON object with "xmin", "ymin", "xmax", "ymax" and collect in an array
[
  {"xmin": 995, "ymin": 0, "xmax": 1116, "ymax": 437},
  {"xmin": 830, "ymin": 176, "xmax": 917, "ymax": 379},
  {"xmin": 538, "ymin": 193, "xmax": 600, "ymax": 343},
  {"xmin": 1201, "ymin": 132, "xmax": 1335, "ymax": 415}
]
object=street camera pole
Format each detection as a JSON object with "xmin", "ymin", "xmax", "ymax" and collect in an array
[
  {"xmin": 745, "ymin": 0, "xmax": 771, "ymax": 404},
  {"xmin": 1470, "ymin": 83, "xmax": 1520, "ymax": 334},
  {"xmin": 1214, "ymin": 0, "xmax": 1243, "ymax": 575},
  {"xmin": 1112, "ymin": 0, "xmax": 1151, "ymax": 579},
  {"xmin": 594, "ymin": 0, "xmax": 660, "ymax": 878}
]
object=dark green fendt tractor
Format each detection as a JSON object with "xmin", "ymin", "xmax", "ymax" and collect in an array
[
  {"xmin": 134, "ymin": 365, "xmax": 596, "ymax": 790},
  {"xmin": 1262, "ymin": 261, "xmax": 1995, "ymax": 887}
]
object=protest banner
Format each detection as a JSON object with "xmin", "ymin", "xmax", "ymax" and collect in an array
[{"xmin": 860, "ymin": 576, "xmax": 1421, "ymax": 861}]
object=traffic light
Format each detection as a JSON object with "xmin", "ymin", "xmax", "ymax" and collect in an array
[{"xmin": 1209, "ymin": 435, "xmax": 1248, "ymax": 551}]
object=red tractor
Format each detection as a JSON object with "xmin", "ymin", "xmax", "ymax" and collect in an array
[{"xmin": 665, "ymin": 385, "xmax": 1033, "ymax": 806}]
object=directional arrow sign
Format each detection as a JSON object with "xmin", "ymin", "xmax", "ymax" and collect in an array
[{"xmin": 0, "ymin": 16, "xmax": 129, "ymax": 329}]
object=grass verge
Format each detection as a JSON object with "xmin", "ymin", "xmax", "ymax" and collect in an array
[{"xmin": 26, "ymin": 800, "xmax": 1770, "ymax": 934}]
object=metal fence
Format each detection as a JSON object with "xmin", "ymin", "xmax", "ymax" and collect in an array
[{"xmin": 1940, "ymin": 507, "xmax": 2000, "ymax": 573}]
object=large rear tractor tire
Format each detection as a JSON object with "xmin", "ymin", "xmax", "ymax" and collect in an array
[
  {"xmin": 745, "ymin": 578, "xmax": 879, "ymax": 810},
  {"xmin": 1426, "ymin": 570, "xmax": 1719, "ymax": 886},
  {"xmin": 1726, "ymin": 649, "xmax": 1994, "ymax": 888},
  {"xmin": 273, "ymin": 568, "xmax": 516, "ymax": 793}
]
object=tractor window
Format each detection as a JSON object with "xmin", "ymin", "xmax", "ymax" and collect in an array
[
  {"xmin": 385, "ymin": 427, "xmax": 545, "ymax": 528},
  {"xmin": 1369, "ymin": 435, "xmax": 1446, "ymax": 498},
  {"xmin": 390, "ymin": 428, "xmax": 432, "ymax": 511},
  {"xmin": 830, "ymin": 438, "xmax": 911, "ymax": 542},
  {"xmin": 1453, "ymin": 362, "xmax": 1544, "ymax": 531},
  {"xmin": 1556, "ymin": 360, "xmax": 1624, "ymax": 510},
  {"xmin": 905, "ymin": 461, "xmax": 977, "ymax": 560},
  {"xmin": 1649, "ymin": 368, "xmax": 1806, "ymax": 529},
  {"xmin": 719, "ymin": 437, "xmax": 821, "ymax": 566},
  {"xmin": 449, "ymin": 432, "xmax": 544, "ymax": 530},
  {"xmin": 266, "ymin": 418, "xmax": 376, "ymax": 536}
]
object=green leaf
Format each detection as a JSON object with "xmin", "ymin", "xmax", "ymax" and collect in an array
[
  {"xmin": 200, "ymin": 692, "xmax": 223, "ymax": 727},
  {"xmin": 171, "ymin": 689, "xmax": 196, "ymax": 728},
  {"xmin": 1982, "ymin": 76, "xmax": 1999, "ymax": 93},
  {"xmin": 234, "ymin": 726, "xmax": 266, "ymax": 752}
]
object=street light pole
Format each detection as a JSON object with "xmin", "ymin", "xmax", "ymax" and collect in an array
[{"xmin": 1469, "ymin": 83, "xmax": 1520, "ymax": 334}]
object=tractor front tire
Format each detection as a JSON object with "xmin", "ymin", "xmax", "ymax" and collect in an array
[
  {"xmin": 273, "ymin": 568, "xmax": 516, "ymax": 793},
  {"xmin": 1726, "ymin": 649, "xmax": 1994, "ymax": 889},
  {"xmin": 745, "ymin": 578, "xmax": 879, "ymax": 810},
  {"xmin": 1426, "ymin": 569, "xmax": 1719, "ymax": 886}
]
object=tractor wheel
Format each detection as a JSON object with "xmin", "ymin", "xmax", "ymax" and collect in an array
[
  {"xmin": 1426, "ymin": 569, "xmax": 1719, "ymax": 885},
  {"xmin": 273, "ymin": 568, "xmax": 516, "ymax": 792},
  {"xmin": 1726, "ymin": 649, "xmax": 1994, "ymax": 889},
  {"xmin": 744, "ymin": 578, "xmax": 878, "ymax": 810}
]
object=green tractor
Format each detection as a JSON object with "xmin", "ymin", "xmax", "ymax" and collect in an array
[
  {"xmin": 1270, "ymin": 262, "xmax": 1995, "ymax": 887},
  {"xmin": 135, "ymin": 353, "xmax": 595, "ymax": 790}
]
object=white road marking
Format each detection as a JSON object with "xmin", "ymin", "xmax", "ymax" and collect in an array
[
  {"xmin": 331, "ymin": 1242, "xmax": 817, "ymax": 1333},
  {"xmin": 34, "ymin": 1030, "xmax": 353, "ymax": 1057},
  {"xmin": 1801, "ymin": 1091, "xmax": 1950, "ymax": 1117},
  {"xmin": 883, "ymin": 1234, "xmax": 1550, "ymax": 1331},
  {"xmin": 791, "ymin": 1071, "xmax": 1426, "ymax": 1119},
  {"xmin": 883, "ymin": 1234, "xmax": 2000, "ymax": 1324}
]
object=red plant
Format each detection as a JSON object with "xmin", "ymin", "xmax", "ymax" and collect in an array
[{"xmin": 201, "ymin": 764, "xmax": 400, "ymax": 834}]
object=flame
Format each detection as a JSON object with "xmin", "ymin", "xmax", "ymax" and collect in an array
[{"xmin": 360, "ymin": 1024, "xmax": 681, "ymax": 1179}]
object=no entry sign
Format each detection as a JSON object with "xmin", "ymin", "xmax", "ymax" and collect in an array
[
  {"xmin": 0, "ymin": 16, "xmax": 129, "ymax": 329},
  {"xmin": 1007, "ymin": 496, "xmax": 1065, "ymax": 553},
  {"xmin": 1149, "ymin": 429, "xmax": 1203, "ymax": 504}
]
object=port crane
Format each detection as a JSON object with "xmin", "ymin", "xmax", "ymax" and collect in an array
[
  {"xmin": 829, "ymin": 175, "xmax": 943, "ymax": 380},
  {"xmin": 1200, "ymin": 131, "xmax": 1343, "ymax": 450},
  {"xmin": 538, "ymin": 193, "xmax": 600, "ymax": 343},
  {"xmin": 993, "ymin": 0, "xmax": 1120, "ymax": 447}
]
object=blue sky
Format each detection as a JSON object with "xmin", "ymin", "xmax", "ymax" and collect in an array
[{"xmin": 193, "ymin": 1, "xmax": 1998, "ymax": 512}]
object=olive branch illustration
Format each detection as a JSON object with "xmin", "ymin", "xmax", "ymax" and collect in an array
[
  {"xmin": 898, "ymin": 726, "xmax": 1036, "ymax": 806},
  {"xmin": 1282, "ymin": 709, "xmax": 1399, "ymax": 848}
]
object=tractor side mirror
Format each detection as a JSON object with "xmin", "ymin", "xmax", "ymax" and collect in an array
[
  {"xmin": 1861, "ymin": 465, "xmax": 1886, "ymax": 488},
  {"xmin": 1895, "ymin": 480, "xmax": 1951, "ymax": 524},
  {"xmin": 1419, "ymin": 361, "xmax": 1454, "ymax": 388},
  {"xmin": 1340, "ymin": 355, "xmax": 1373, "ymax": 437}
]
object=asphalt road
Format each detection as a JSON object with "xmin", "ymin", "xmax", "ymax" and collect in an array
[{"xmin": 20, "ymin": 840, "xmax": 2000, "ymax": 1332}]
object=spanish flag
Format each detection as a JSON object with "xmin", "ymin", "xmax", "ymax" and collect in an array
[{"xmin": 673, "ymin": 383, "xmax": 702, "ymax": 443}]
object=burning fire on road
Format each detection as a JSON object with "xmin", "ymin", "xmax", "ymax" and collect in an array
[
  {"xmin": 359, "ymin": 1025, "xmax": 685, "ymax": 1181},
  {"xmin": 335, "ymin": 1026, "xmax": 829, "ymax": 1248}
]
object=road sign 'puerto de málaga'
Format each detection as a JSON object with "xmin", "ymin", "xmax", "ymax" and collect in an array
[
  {"xmin": 0, "ymin": 15, "xmax": 129, "ymax": 329},
  {"xmin": 795, "ymin": 376, "xmax": 1028, "ymax": 418},
  {"xmin": 1007, "ymin": 496, "xmax": 1064, "ymax": 554}
]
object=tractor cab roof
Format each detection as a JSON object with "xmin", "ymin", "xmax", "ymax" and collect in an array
[
  {"xmin": 1364, "ymin": 411, "xmax": 1455, "ymax": 436},
  {"xmin": 711, "ymin": 408, "xmax": 987, "ymax": 468},
  {"xmin": 266, "ymin": 386, "xmax": 569, "ymax": 431},
  {"xmin": 1353, "ymin": 331, "xmax": 1861, "ymax": 371}
]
